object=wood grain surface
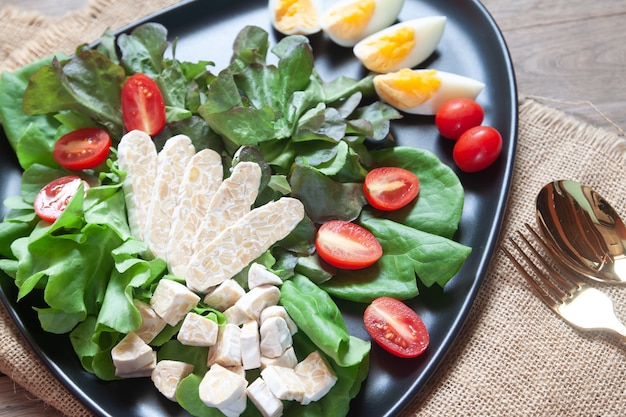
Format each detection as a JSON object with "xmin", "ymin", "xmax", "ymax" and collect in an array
[{"xmin": 0, "ymin": 0, "xmax": 624, "ymax": 416}]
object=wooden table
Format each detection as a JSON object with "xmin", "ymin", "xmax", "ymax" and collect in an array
[{"xmin": 0, "ymin": 0, "xmax": 624, "ymax": 416}]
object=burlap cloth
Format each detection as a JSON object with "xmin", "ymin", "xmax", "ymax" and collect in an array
[{"xmin": 1, "ymin": 1, "xmax": 626, "ymax": 416}]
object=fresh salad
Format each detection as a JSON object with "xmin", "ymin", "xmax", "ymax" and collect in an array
[{"xmin": 0, "ymin": 6, "xmax": 482, "ymax": 417}]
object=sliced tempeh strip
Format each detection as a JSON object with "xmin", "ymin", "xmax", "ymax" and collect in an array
[
  {"xmin": 186, "ymin": 197, "xmax": 305, "ymax": 293},
  {"xmin": 190, "ymin": 161, "xmax": 262, "ymax": 257},
  {"xmin": 144, "ymin": 135, "xmax": 196, "ymax": 260},
  {"xmin": 167, "ymin": 148, "xmax": 223, "ymax": 277},
  {"xmin": 117, "ymin": 130, "xmax": 157, "ymax": 240}
]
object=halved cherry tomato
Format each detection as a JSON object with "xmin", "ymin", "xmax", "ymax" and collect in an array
[
  {"xmin": 364, "ymin": 296, "xmax": 429, "ymax": 358},
  {"xmin": 52, "ymin": 127, "xmax": 112, "ymax": 170},
  {"xmin": 33, "ymin": 176, "xmax": 90, "ymax": 223},
  {"xmin": 453, "ymin": 125, "xmax": 503, "ymax": 173},
  {"xmin": 363, "ymin": 167, "xmax": 420, "ymax": 211},
  {"xmin": 435, "ymin": 98, "xmax": 484, "ymax": 140},
  {"xmin": 315, "ymin": 220, "xmax": 382, "ymax": 270},
  {"xmin": 121, "ymin": 73, "xmax": 166, "ymax": 135}
]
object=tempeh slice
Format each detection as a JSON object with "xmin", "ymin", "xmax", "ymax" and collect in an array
[
  {"xmin": 186, "ymin": 197, "xmax": 305, "ymax": 293},
  {"xmin": 144, "ymin": 135, "xmax": 196, "ymax": 260},
  {"xmin": 117, "ymin": 130, "xmax": 157, "ymax": 241},
  {"xmin": 167, "ymin": 148, "xmax": 223, "ymax": 277},
  {"xmin": 190, "ymin": 161, "xmax": 262, "ymax": 256}
]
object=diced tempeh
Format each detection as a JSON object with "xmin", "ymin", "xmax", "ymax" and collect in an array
[
  {"xmin": 223, "ymin": 304, "xmax": 249, "ymax": 326},
  {"xmin": 117, "ymin": 130, "xmax": 157, "ymax": 240},
  {"xmin": 260, "ymin": 305, "xmax": 298, "ymax": 335},
  {"xmin": 261, "ymin": 366, "xmax": 306, "ymax": 403},
  {"xmin": 186, "ymin": 197, "xmax": 305, "ymax": 292},
  {"xmin": 150, "ymin": 279, "xmax": 200, "ymax": 326},
  {"xmin": 234, "ymin": 285, "xmax": 281, "ymax": 322},
  {"xmin": 203, "ymin": 279, "xmax": 246, "ymax": 312},
  {"xmin": 294, "ymin": 351, "xmax": 338, "ymax": 405},
  {"xmin": 248, "ymin": 263, "xmax": 283, "ymax": 289},
  {"xmin": 260, "ymin": 346, "xmax": 298, "ymax": 370},
  {"xmin": 240, "ymin": 320, "xmax": 261, "ymax": 370},
  {"xmin": 144, "ymin": 135, "xmax": 196, "ymax": 260},
  {"xmin": 260, "ymin": 316, "xmax": 292, "ymax": 359},
  {"xmin": 111, "ymin": 332, "xmax": 155, "ymax": 376},
  {"xmin": 133, "ymin": 300, "xmax": 167, "ymax": 343},
  {"xmin": 167, "ymin": 148, "xmax": 223, "ymax": 277},
  {"xmin": 191, "ymin": 161, "xmax": 262, "ymax": 256},
  {"xmin": 151, "ymin": 360, "xmax": 194, "ymax": 401},
  {"xmin": 214, "ymin": 323, "xmax": 242, "ymax": 367},
  {"xmin": 116, "ymin": 351, "xmax": 157, "ymax": 378},
  {"xmin": 247, "ymin": 377, "xmax": 283, "ymax": 417},
  {"xmin": 177, "ymin": 312, "xmax": 219, "ymax": 347},
  {"xmin": 199, "ymin": 364, "xmax": 248, "ymax": 408},
  {"xmin": 218, "ymin": 389, "xmax": 247, "ymax": 417}
]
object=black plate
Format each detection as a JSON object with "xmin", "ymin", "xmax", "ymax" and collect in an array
[{"xmin": 0, "ymin": 0, "xmax": 517, "ymax": 416}]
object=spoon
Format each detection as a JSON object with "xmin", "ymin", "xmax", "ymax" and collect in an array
[{"xmin": 535, "ymin": 179, "xmax": 626, "ymax": 284}]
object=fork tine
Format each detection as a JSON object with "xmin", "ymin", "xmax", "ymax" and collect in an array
[
  {"xmin": 523, "ymin": 223, "xmax": 586, "ymax": 291},
  {"xmin": 502, "ymin": 241, "xmax": 560, "ymax": 312},
  {"xmin": 512, "ymin": 229, "xmax": 575, "ymax": 299}
]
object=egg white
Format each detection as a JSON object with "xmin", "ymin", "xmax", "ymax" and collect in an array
[
  {"xmin": 373, "ymin": 69, "xmax": 485, "ymax": 115},
  {"xmin": 353, "ymin": 16, "xmax": 447, "ymax": 73},
  {"xmin": 320, "ymin": 0, "xmax": 405, "ymax": 47},
  {"xmin": 269, "ymin": 0, "xmax": 323, "ymax": 35}
]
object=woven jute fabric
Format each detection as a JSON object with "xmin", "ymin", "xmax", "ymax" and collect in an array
[{"xmin": 1, "ymin": 1, "xmax": 626, "ymax": 416}]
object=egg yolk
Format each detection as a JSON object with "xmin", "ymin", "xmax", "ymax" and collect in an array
[
  {"xmin": 274, "ymin": 0, "xmax": 319, "ymax": 33},
  {"xmin": 322, "ymin": 0, "xmax": 375, "ymax": 41},
  {"xmin": 374, "ymin": 69, "xmax": 441, "ymax": 109},
  {"xmin": 358, "ymin": 26, "xmax": 416, "ymax": 73}
]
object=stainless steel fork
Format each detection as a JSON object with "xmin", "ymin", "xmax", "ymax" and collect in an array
[{"xmin": 503, "ymin": 223, "xmax": 626, "ymax": 341}]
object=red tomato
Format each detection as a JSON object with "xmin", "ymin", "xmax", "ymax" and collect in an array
[
  {"xmin": 121, "ymin": 73, "xmax": 166, "ymax": 135},
  {"xmin": 363, "ymin": 167, "xmax": 420, "ymax": 211},
  {"xmin": 33, "ymin": 176, "xmax": 90, "ymax": 223},
  {"xmin": 315, "ymin": 220, "xmax": 383, "ymax": 270},
  {"xmin": 364, "ymin": 296, "xmax": 429, "ymax": 358},
  {"xmin": 52, "ymin": 127, "xmax": 112, "ymax": 170},
  {"xmin": 435, "ymin": 98, "xmax": 484, "ymax": 140},
  {"xmin": 453, "ymin": 125, "xmax": 503, "ymax": 173}
]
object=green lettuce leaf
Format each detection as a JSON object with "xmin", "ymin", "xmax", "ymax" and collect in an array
[
  {"xmin": 280, "ymin": 274, "xmax": 370, "ymax": 368},
  {"xmin": 22, "ymin": 50, "xmax": 125, "ymax": 138},
  {"xmin": 0, "ymin": 54, "xmax": 66, "ymax": 154},
  {"xmin": 117, "ymin": 22, "xmax": 168, "ymax": 77},
  {"xmin": 368, "ymin": 146, "xmax": 464, "ymax": 238},
  {"xmin": 321, "ymin": 217, "xmax": 472, "ymax": 302}
]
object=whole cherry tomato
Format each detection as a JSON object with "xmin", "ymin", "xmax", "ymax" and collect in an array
[
  {"xmin": 453, "ymin": 125, "xmax": 503, "ymax": 172},
  {"xmin": 435, "ymin": 98, "xmax": 484, "ymax": 140}
]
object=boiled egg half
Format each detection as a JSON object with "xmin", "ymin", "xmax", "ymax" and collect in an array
[
  {"xmin": 320, "ymin": 0, "xmax": 405, "ymax": 47},
  {"xmin": 373, "ymin": 68, "xmax": 485, "ymax": 115},
  {"xmin": 269, "ymin": 0, "xmax": 322, "ymax": 35},
  {"xmin": 353, "ymin": 16, "xmax": 446, "ymax": 74}
]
